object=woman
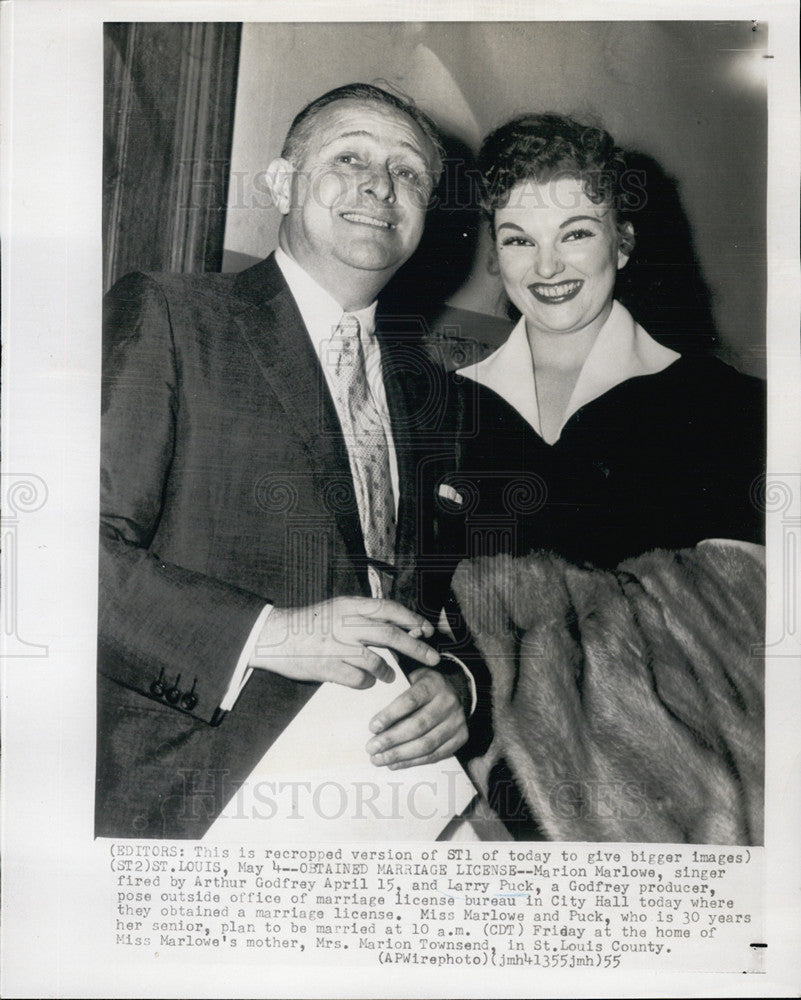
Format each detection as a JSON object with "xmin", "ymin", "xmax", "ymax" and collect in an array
[
  {"xmin": 455, "ymin": 113, "xmax": 764, "ymax": 567},
  {"xmin": 447, "ymin": 114, "xmax": 765, "ymax": 843}
]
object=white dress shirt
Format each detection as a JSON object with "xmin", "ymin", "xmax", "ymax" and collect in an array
[{"xmin": 458, "ymin": 300, "xmax": 680, "ymax": 440}]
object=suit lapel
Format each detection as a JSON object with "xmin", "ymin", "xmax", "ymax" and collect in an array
[
  {"xmin": 377, "ymin": 324, "xmax": 453, "ymax": 607},
  {"xmin": 229, "ymin": 256, "xmax": 369, "ymax": 589}
]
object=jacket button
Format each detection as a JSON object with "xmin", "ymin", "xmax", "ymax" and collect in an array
[
  {"xmin": 165, "ymin": 685, "xmax": 182, "ymax": 704},
  {"xmin": 181, "ymin": 692, "xmax": 198, "ymax": 711}
]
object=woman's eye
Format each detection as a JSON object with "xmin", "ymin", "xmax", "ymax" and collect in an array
[
  {"xmin": 500, "ymin": 236, "xmax": 532, "ymax": 247},
  {"xmin": 563, "ymin": 228, "xmax": 594, "ymax": 242},
  {"xmin": 335, "ymin": 153, "xmax": 359, "ymax": 165}
]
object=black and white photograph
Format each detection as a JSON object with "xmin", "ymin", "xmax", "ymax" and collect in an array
[
  {"xmin": 98, "ymin": 19, "xmax": 766, "ymax": 845},
  {"xmin": 2, "ymin": 3, "xmax": 799, "ymax": 998}
]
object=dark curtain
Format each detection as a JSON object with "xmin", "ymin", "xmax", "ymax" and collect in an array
[{"xmin": 103, "ymin": 23, "xmax": 241, "ymax": 292}]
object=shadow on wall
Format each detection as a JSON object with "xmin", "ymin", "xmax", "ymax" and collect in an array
[
  {"xmin": 616, "ymin": 150, "xmax": 719, "ymax": 360},
  {"xmin": 380, "ymin": 137, "xmax": 481, "ymax": 319},
  {"xmin": 379, "ymin": 134, "xmax": 511, "ymax": 371}
]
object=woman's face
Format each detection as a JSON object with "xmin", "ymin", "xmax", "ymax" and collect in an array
[{"xmin": 494, "ymin": 175, "xmax": 631, "ymax": 340}]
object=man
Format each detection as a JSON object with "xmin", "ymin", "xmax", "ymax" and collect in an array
[{"xmin": 96, "ymin": 83, "xmax": 489, "ymax": 839}]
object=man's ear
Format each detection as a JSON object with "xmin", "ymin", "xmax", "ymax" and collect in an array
[
  {"xmin": 617, "ymin": 221, "xmax": 636, "ymax": 269},
  {"xmin": 263, "ymin": 157, "xmax": 295, "ymax": 216}
]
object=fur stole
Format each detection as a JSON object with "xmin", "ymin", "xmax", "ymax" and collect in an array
[{"xmin": 451, "ymin": 542, "xmax": 765, "ymax": 844}]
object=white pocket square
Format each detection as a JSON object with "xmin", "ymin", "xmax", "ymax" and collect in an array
[{"xmin": 438, "ymin": 483, "xmax": 464, "ymax": 505}]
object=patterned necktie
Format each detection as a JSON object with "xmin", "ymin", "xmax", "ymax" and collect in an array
[{"xmin": 328, "ymin": 313, "xmax": 396, "ymax": 597}]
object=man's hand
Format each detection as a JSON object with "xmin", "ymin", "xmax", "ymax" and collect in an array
[
  {"xmin": 365, "ymin": 668, "xmax": 468, "ymax": 769},
  {"xmin": 249, "ymin": 596, "xmax": 440, "ymax": 688}
]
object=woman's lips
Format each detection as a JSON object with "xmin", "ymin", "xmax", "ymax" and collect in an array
[{"xmin": 528, "ymin": 280, "xmax": 583, "ymax": 304}]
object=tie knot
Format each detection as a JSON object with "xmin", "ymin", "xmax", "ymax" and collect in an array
[{"xmin": 337, "ymin": 313, "xmax": 361, "ymax": 341}]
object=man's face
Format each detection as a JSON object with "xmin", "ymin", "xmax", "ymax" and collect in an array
[{"xmin": 277, "ymin": 99, "xmax": 436, "ymax": 292}]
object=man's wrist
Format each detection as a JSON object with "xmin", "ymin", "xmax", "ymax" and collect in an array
[
  {"xmin": 438, "ymin": 652, "xmax": 477, "ymax": 717},
  {"xmin": 219, "ymin": 603, "xmax": 274, "ymax": 711}
]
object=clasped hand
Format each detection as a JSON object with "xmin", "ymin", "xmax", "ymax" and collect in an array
[{"xmin": 249, "ymin": 597, "xmax": 468, "ymax": 769}]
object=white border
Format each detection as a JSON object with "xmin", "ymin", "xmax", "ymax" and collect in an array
[{"xmin": 1, "ymin": 2, "xmax": 799, "ymax": 997}]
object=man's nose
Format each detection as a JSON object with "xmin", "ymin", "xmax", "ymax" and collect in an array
[
  {"xmin": 362, "ymin": 164, "xmax": 395, "ymax": 202},
  {"xmin": 535, "ymin": 246, "xmax": 564, "ymax": 279}
]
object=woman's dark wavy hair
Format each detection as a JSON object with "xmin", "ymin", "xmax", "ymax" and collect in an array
[{"xmin": 477, "ymin": 112, "xmax": 635, "ymax": 253}]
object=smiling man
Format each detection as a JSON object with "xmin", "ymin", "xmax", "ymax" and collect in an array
[
  {"xmin": 96, "ymin": 84, "xmax": 490, "ymax": 839},
  {"xmin": 267, "ymin": 94, "xmax": 435, "ymax": 303}
]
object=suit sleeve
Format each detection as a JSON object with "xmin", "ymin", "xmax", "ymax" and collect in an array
[
  {"xmin": 98, "ymin": 273, "xmax": 267, "ymax": 724},
  {"xmin": 434, "ymin": 616, "xmax": 494, "ymax": 760}
]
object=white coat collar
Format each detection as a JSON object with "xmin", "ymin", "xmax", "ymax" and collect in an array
[{"xmin": 458, "ymin": 300, "xmax": 680, "ymax": 441}]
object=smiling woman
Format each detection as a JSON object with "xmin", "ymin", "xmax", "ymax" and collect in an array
[
  {"xmin": 448, "ymin": 112, "xmax": 766, "ymax": 841},
  {"xmin": 493, "ymin": 175, "xmax": 632, "ymax": 442},
  {"xmin": 495, "ymin": 177, "xmax": 629, "ymax": 338},
  {"xmin": 456, "ymin": 109, "xmax": 764, "ymax": 565},
  {"xmin": 474, "ymin": 115, "xmax": 640, "ymax": 442}
]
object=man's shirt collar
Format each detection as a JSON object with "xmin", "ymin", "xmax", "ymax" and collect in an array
[{"xmin": 274, "ymin": 247, "xmax": 378, "ymax": 348}]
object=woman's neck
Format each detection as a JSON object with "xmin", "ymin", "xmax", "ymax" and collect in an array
[
  {"xmin": 526, "ymin": 322, "xmax": 600, "ymax": 373},
  {"xmin": 526, "ymin": 324, "xmax": 601, "ymax": 444}
]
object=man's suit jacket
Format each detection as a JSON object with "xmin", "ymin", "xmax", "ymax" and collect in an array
[{"xmin": 96, "ymin": 253, "xmax": 489, "ymax": 839}]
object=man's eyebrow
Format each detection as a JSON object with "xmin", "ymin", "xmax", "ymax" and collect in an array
[{"xmin": 321, "ymin": 130, "xmax": 428, "ymax": 159}]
